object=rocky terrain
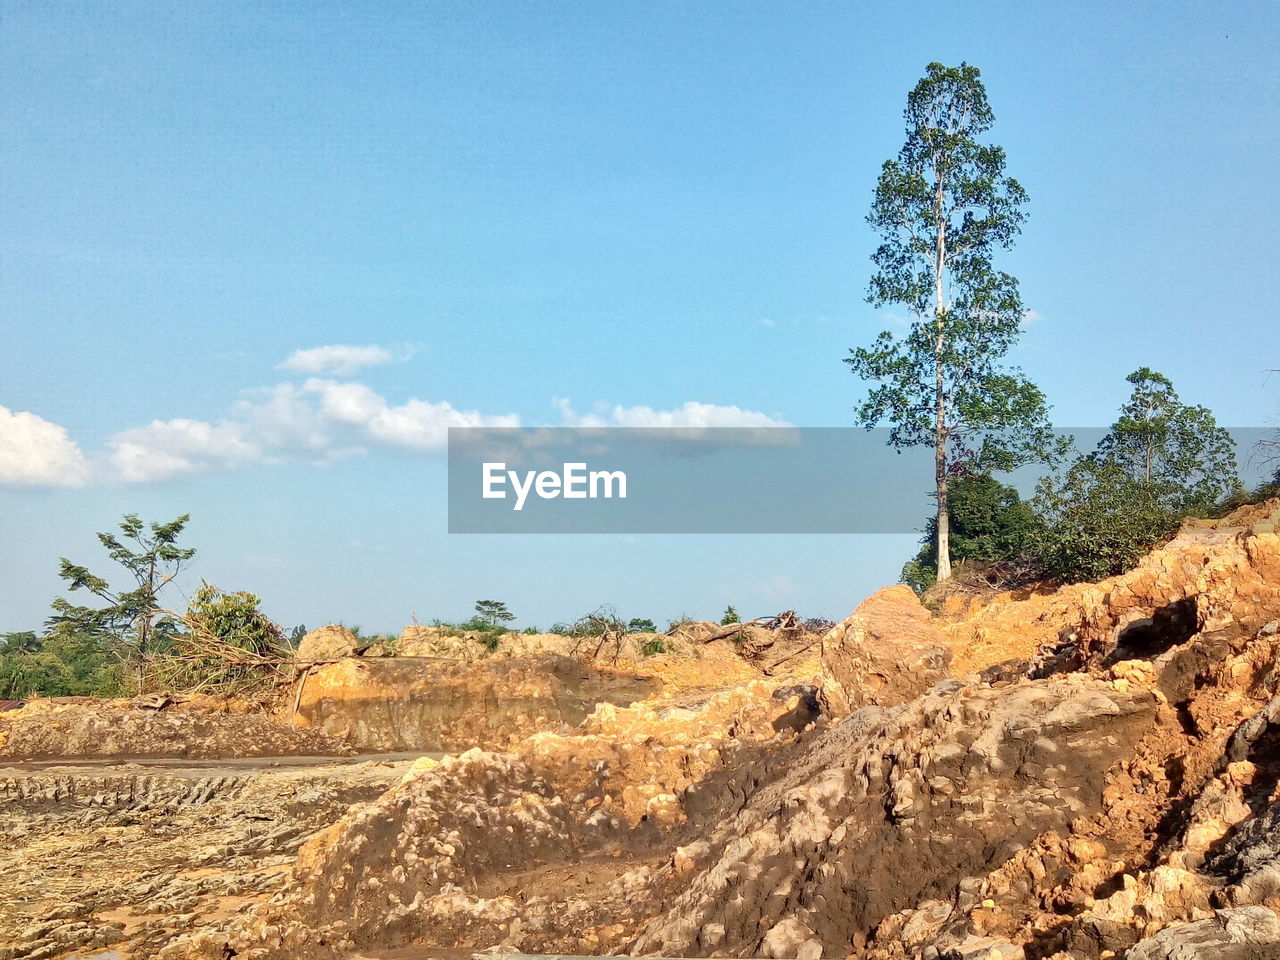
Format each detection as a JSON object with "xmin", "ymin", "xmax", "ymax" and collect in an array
[{"xmin": 5, "ymin": 497, "xmax": 1280, "ymax": 959}]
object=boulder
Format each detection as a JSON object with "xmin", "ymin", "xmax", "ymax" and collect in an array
[
  {"xmin": 821, "ymin": 585, "xmax": 953, "ymax": 709},
  {"xmin": 1126, "ymin": 907, "xmax": 1280, "ymax": 959},
  {"xmin": 296, "ymin": 625, "xmax": 358, "ymax": 661}
]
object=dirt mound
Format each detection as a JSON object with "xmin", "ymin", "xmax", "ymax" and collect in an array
[
  {"xmin": 159, "ymin": 680, "xmax": 816, "ymax": 958},
  {"xmin": 820, "ymin": 585, "xmax": 953, "ymax": 712},
  {"xmin": 0, "ymin": 698, "xmax": 353, "ymax": 760},
  {"xmin": 296, "ymin": 624, "xmax": 359, "ymax": 660},
  {"xmin": 286, "ymin": 654, "xmax": 660, "ymax": 751}
]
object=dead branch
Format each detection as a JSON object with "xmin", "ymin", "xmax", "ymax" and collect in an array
[{"xmin": 695, "ymin": 610, "xmax": 803, "ymax": 644}]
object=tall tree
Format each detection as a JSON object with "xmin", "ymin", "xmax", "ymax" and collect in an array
[
  {"xmin": 48, "ymin": 513, "xmax": 195, "ymax": 688},
  {"xmin": 847, "ymin": 62, "xmax": 1056, "ymax": 581}
]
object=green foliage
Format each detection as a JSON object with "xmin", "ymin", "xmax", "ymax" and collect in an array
[
  {"xmin": 848, "ymin": 62, "xmax": 1059, "ymax": 582},
  {"xmin": 48, "ymin": 513, "xmax": 195, "ymax": 689},
  {"xmin": 479, "ymin": 632, "xmax": 501, "ymax": 654},
  {"xmin": 140, "ymin": 583, "xmax": 289, "ymax": 697},
  {"xmin": 0, "ymin": 632, "xmax": 39, "ymax": 656},
  {"xmin": 184, "ymin": 582, "xmax": 287, "ymax": 657},
  {"xmin": 1031, "ymin": 459, "xmax": 1181, "ymax": 582},
  {"xmin": 0, "ymin": 627, "xmax": 126, "ymax": 699},
  {"xmin": 720, "ymin": 605, "xmax": 741, "ymax": 626},
  {"xmin": 626, "ymin": 617, "xmax": 657, "ymax": 633},
  {"xmin": 473, "ymin": 600, "xmax": 515, "ymax": 629},
  {"xmin": 1031, "ymin": 370, "xmax": 1240, "ymax": 582},
  {"xmin": 522, "ymin": 625, "xmax": 540, "ymax": 635},
  {"xmin": 1096, "ymin": 367, "xmax": 1241, "ymax": 510},
  {"xmin": 640, "ymin": 637, "xmax": 670, "ymax": 656},
  {"xmin": 900, "ymin": 473, "xmax": 1040, "ymax": 592}
]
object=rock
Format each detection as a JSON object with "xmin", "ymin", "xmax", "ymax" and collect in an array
[
  {"xmin": 296, "ymin": 625, "xmax": 358, "ymax": 661},
  {"xmin": 760, "ymin": 916, "xmax": 823, "ymax": 960},
  {"xmin": 629, "ymin": 675, "xmax": 1157, "ymax": 958},
  {"xmin": 821, "ymin": 585, "xmax": 953, "ymax": 709},
  {"xmin": 940, "ymin": 936, "xmax": 1025, "ymax": 960},
  {"xmin": 1126, "ymin": 907, "xmax": 1280, "ymax": 959}
]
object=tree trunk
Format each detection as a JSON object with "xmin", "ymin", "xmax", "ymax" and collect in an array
[
  {"xmin": 933, "ymin": 174, "xmax": 951, "ymax": 582},
  {"xmin": 935, "ymin": 437, "xmax": 951, "ymax": 582}
]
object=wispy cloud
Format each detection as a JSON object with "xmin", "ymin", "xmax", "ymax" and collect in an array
[
  {"xmin": 0, "ymin": 406, "xmax": 90, "ymax": 487},
  {"xmin": 554, "ymin": 398, "xmax": 790, "ymax": 429},
  {"xmin": 278, "ymin": 343, "xmax": 409, "ymax": 377}
]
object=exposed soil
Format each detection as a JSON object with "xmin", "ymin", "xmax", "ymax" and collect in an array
[
  {"xmin": 0, "ymin": 754, "xmax": 412, "ymax": 960},
  {"xmin": 7, "ymin": 499, "xmax": 1280, "ymax": 960}
]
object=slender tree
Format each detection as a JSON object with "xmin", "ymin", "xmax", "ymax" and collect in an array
[
  {"xmin": 848, "ymin": 62, "xmax": 1056, "ymax": 581},
  {"xmin": 48, "ymin": 513, "xmax": 195, "ymax": 688}
]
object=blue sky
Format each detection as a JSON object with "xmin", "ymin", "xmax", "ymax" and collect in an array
[{"xmin": 2, "ymin": 1, "xmax": 1277, "ymax": 633}]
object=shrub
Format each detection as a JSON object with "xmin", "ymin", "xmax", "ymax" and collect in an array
[
  {"xmin": 640, "ymin": 637, "xmax": 669, "ymax": 656},
  {"xmin": 901, "ymin": 473, "xmax": 1040, "ymax": 592}
]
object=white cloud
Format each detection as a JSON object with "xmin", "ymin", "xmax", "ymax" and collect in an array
[
  {"xmin": 555, "ymin": 398, "xmax": 790, "ymax": 429},
  {"xmin": 107, "ymin": 419, "xmax": 259, "ymax": 483},
  {"xmin": 302, "ymin": 378, "xmax": 519, "ymax": 451},
  {"xmin": 9, "ymin": 379, "xmax": 787, "ymax": 486},
  {"xmin": 1021, "ymin": 308, "xmax": 1044, "ymax": 328},
  {"xmin": 279, "ymin": 344, "xmax": 399, "ymax": 376},
  {"xmin": 101, "ymin": 378, "xmax": 523, "ymax": 482},
  {"xmin": 0, "ymin": 406, "xmax": 90, "ymax": 487}
]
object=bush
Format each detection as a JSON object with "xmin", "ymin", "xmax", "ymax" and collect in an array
[
  {"xmin": 144, "ymin": 583, "xmax": 290, "ymax": 697},
  {"xmin": 1029, "ymin": 459, "xmax": 1186, "ymax": 582},
  {"xmin": 901, "ymin": 473, "xmax": 1040, "ymax": 592},
  {"xmin": 640, "ymin": 637, "xmax": 669, "ymax": 656}
]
